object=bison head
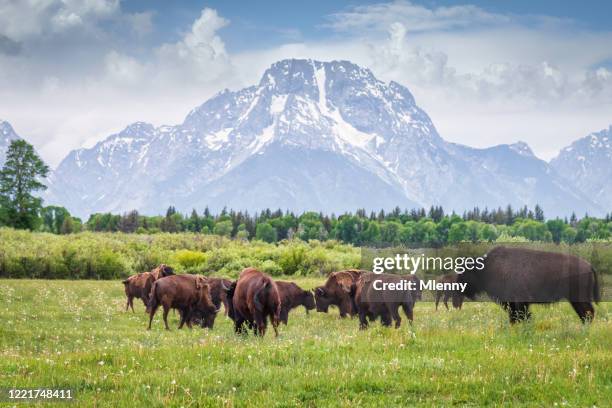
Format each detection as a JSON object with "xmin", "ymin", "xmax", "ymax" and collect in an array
[
  {"xmin": 302, "ymin": 290, "xmax": 316, "ymax": 313},
  {"xmin": 160, "ymin": 264, "xmax": 175, "ymax": 277},
  {"xmin": 195, "ymin": 277, "xmax": 220, "ymax": 329},
  {"xmin": 314, "ymin": 287, "xmax": 332, "ymax": 313},
  {"xmin": 455, "ymin": 271, "xmax": 480, "ymax": 300}
]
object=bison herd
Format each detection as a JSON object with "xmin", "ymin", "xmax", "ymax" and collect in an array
[{"xmin": 122, "ymin": 247, "xmax": 601, "ymax": 337}]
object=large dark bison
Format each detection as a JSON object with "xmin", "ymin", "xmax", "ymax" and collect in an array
[
  {"xmin": 352, "ymin": 273, "xmax": 421, "ymax": 329},
  {"xmin": 122, "ymin": 264, "xmax": 174, "ymax": 312},
  {"xmin": 232, "ymin": 268, "xmax": 281, "ymax": 337},
  {"xmin": 146, "ymin": 274, "xmax": 219, "ymax": 330},
  {"xmin": 434, "ymin": 273, "xmax": 464, "ymax": 311},
  {"xmin": 457, "ymin": 246, "xmax": 601, "ymax": 323},
  {"xmin": 314, "ymin": 269, "xmax": 365, "ymax": 317},
  {"xmin": 276, "ymin": 281, "xmax": 315, "ymax": 324}
]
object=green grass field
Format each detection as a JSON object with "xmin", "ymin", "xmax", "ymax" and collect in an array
[{"xmin": 0, "ymin": 279, "xmax": 610, "ymax": 407}]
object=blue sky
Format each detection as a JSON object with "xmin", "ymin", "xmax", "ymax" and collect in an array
[
  {"xmin": 1, "ymin": 1, "xmax": 611, "ymax": 165},
  {"xmin": 118, "ymin": 0, "xmax": 612, "ymax": 51}
]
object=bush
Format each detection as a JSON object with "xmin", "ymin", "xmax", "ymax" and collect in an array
[
  {"xmin": 174, "ymin": 250, "xmax": 207, "ymax": 269},
  {"xmin": 259, "ymin": 260, "xmax": 283, "ymax": 276}
]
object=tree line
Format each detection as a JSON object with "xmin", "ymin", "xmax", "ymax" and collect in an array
[
  {"xmin": 83, "ymin": 205, "xmax": 611, "ymax": 245},
  {"xmin": 1, "ymin": 139, "xmax": 611, "ymax": 246}
]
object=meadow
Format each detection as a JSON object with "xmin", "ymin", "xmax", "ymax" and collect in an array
[{"xmin": 1, "ymin": 279, "xmax": 610, "ymax": 407}]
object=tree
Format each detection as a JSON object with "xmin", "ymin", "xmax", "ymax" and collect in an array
[
  {"xmin": 546, "ymin": 219, "xmax": 566, "ymax": 244},
  {"xmin": 534, "ymin": 205, "xmax": 544, "ymax": 222},
  {"xmin": 60, "ymin": 216, "xmax": 74, "ymax": 234},
  {"xmin": 119, "ymin": 210, "xmax": 139, "ymax": 233},
  {"xmin": 255, "ymin": 222, "xmax": 277, "ymax": 243},
  {"xmin": 0, "ymin": 140, "xmax": 49, "ymax": 230},
  {"xmin": 213, "ymin": 220, "xmax": 233, "ymax": 237},
  {"xmin": 41, "ymin": 205, "xmax": 70, "ymax": 234}
]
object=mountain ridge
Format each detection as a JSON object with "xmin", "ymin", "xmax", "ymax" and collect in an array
[{"xmin": 1, "ymin": 59, "xmax": 608, "ymax": 218}]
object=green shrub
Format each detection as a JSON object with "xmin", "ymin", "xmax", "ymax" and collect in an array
[{"xmin": 174, "ymin": 249, "xmax": 207, "ymax": 269}]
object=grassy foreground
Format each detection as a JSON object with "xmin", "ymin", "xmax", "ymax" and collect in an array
[{"xmin": 0, "ymin": 279, "xmax": 610, "ymax": 407}]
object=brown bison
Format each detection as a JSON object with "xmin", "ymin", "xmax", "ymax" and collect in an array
[
  {"xmin": 146, "ymin": 274, "xmax": 219, "ymax": 330},
  {"xmin": 457, "ymin": 246, "xmax": 601, "ymax": 323},
  {"xmin": 150, "ymin": 264, "xmax": 175, "ymax": 280},
  {"xmin": 205, "ymin": 277, "xmax": 232, "ymax": 315},
  {"xmin": 434, "ymin": 273, "xmax": 465, "ymax": 311},
  {"xmin": 276, "ymin": 281, "xmax": 316, "ymax": 324},
  {"xmin": 122, "ymin": 264, "xmax": 175, "ymax": 312},
  {"xmin": 314, "ymin": 269, "xmax": 365, "ymax": 317},
  {"xmin": 232, "ymin": 268, "xmax": 281, "ymax": 337},
  {"xmin": 352, "ymin": 273, "xmax": 421, "ymax": 329}
]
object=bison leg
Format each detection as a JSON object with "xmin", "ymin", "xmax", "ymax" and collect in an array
[
  {"xmin": 271, "ymin": 316, "xmax": 279, "ymax": 337},
  {"xmin": 443, "ymin": 292, "xmax": 450, "ymax": 310},
  {"xmin": 339, "ymin": 298, "xmax": 353, "ymax": 318},
  {"xmin": 508, "ymin": 303, "xmax": 531, "ymax": 324},
  {"xmin": 280, "ymin": 307, "xmax": 289, "ymax": 325},
  {"xmin": 380, "ymin": 310, "xmax": 392, "ymax": 327},
  {"xmin": 434, "ymin": 291, "xmax": 442, "ymax": 310},
  {"xmin": 147, "ymin": 304, "xmax": 158, "ymax": 330},
  {"xmin": 358, "ymin": 309, "xmax": 368, "ymax": 330},
  {"xmin": 254, "ymin": 313, "xmax": 267, "ymax": 336},
  {"xmin": 126, "ymin": 296, "xmax": 134, "ymax": 313},
  {"xmin": 571, "ymin": 302, "xmax": 595, "ymax": 323},
  {"xmin": 234, "ymin": 316, "xmax": 246, "ymax": 335},
  {"xmin": 162, "ymin": 305, "xmax": 171, "ymax": 330},
  {"xmin": 401, "ymin": 303, "xmax": 414, "ymax": 325},
  {"xmin": 389, "ymin": 305, "xmax": 402, "ymax": 329},
  {"xmin": 178, "ymin": 309, "xmax": 187, "ymax": 329}
]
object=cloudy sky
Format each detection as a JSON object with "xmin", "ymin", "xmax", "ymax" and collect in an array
[{"xmin": 1, "ymin": 0, "xmax": 611, "ymax": 167}]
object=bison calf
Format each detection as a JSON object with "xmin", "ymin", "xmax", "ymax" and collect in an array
[
  {"xmin": 276, "ymin": 281, "xmax": 315, "ymax": 324},
  {"xmin": 147, "ymin": 274, "xmax": 218, "ymax": 330},
  {"xmin": 122, "ymin": 264, "xmax": 174, "ymax": 312}
]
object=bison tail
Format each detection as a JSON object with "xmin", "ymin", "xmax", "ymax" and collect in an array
[
  {"xmin": 592, "ymin": 267, "xmax": 601, "ymax": 304},
  {"xmin": 253, "ymin": 282, "xmax": 270, "ymax": 312},
  {"xmin": 146, "ymin": 282, "xmax": 159, "ymax": 313}
]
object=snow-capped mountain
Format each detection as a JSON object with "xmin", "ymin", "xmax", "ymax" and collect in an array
[
  {"xmin": 550, "ymin": 126, "xmax": 612, "ymax": 209},
  {"xmin": 38, "ymin": 59, "xmax": 604, "ymax": 218},
  {"xmin": 0, "ymin": 120, "xmax": 22, "ymax": 167}
]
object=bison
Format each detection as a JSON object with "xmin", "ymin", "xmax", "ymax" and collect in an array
[
  {"xmin": 205, "ymin": 277, "xmax": 232, "ymax": 315},
  {"xmin": 150, "ymin": 264, "xmax": 175, "ymax": 280},
  {"xmin": 231, "ymin": 268, "xmax": 281, "ymax": 337},
  {"xmin": 434, "ymin": 273, "xmax": 464, "ymax": 311},
  {"xmin": 122, "ymin": 265, "xmax": 174, "ymax": 312},
  {"xmin": 276, "ymin": 281, "xmax": 316, "ymax": 324},
  {"xmin": 352, "ymin": 273, "xmax": 421, "ymax": 329},
  {"xmin": 146, "ymin": 274, "xmax": 219, "ymax": 330},
  {"xmin": 314, "ymin": 269, "xmax": 365, "ymax": 317},
  {"xmin": 457, "ymin": 246, "xmax": 601, "ymax": 323}
]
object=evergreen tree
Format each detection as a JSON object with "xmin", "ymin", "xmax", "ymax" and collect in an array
[
  {"xmin": 0, "ymin": 140, "xmax": 49, "ymax": 229},
  {"xmin": 534, "ymin": 204, "xmax": 544, "ymax": 222}
]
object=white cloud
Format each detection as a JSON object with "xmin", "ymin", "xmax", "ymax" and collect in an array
[
  {"xmin": 155, "ymin": 8, "xmax": 231, "ymax": 84},
  {"xmin": 0, "ymin": 0, "xmax": 119, "ymax": 40},
  {"xmin": 127, "ymin": 11, "xmax": 154, "ymax": 37},
  {"xmin": 326, "ymin": 0, "xmax": 511, "ymax": 33}
]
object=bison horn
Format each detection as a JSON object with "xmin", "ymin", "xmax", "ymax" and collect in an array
[{"xmin": 221, "ymin": 281, "xmax": 231, "ymax": 291}]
